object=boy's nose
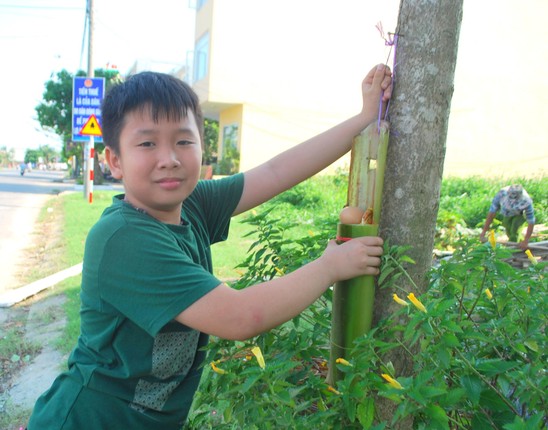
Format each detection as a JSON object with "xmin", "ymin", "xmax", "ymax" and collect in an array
[{"xmin": 157, "ymin": 148, "xmax": 181, "ymax": 169}]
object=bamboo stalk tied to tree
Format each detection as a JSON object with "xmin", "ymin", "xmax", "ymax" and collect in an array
[{"xmin": 327, "ymin": 120, "xmax": 389, "ymax": 385}]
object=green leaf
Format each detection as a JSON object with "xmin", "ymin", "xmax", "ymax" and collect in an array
[
  {"xmin": 436, "ymin": 348, "xmax": 451, "ymax": 368},
  {"xmin": 441, "ymin": 332, "xmax": 461, "ymax": 348},
  {"xmin": 377, "ymin": 266, "xmax": 396, "ymax": 286},
  {"xmin": 523, "ymin": 340, "xmax": 538, "ymax": 352},
  {"xmin": 480, "ymin": 389, "xmax": 513, "ymax": 413},
  {"xmin": 400, "ymin": 255, "xmax": 416, "ymax": 264},
  {"xmin": 239, "ymin": 373, "xmax": 262, "ymax": 394},
  {"xmin": 223, "ymin": 404, "xmax": 233, "ymax": 423},
  {"xmin": 419, "ymin": 386, "xmax": 447, "ymax": 399},
  {"xmin": 346, "ymin": 397, "xmax": 357, "ymax": 422},
  {"xmin": 474, "ymin": 359, "xmax": 520, "ymax": 377},
  {"xmin": 10, "ymin": 354, "xmax": 20, "ymax": 363},
  {"xmin": 425, "ymin": 404, "xmax": 449, "ymax": 430},
  {"xmin": 460, "ymin": 374, "xmax": 482, "ymax": 405},
  {"xmin": 357, "ymin": 398, "xmax": 375, "ymax": 429},
  {"xmin": 439, "ymin": 388, "xmax": 466, "ymax": 407},
  {"xmin": 277, "ymin": 389, "xmax": 292, "ymax": 405}
]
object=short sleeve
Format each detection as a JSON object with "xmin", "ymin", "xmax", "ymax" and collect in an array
[{"xmin": 96, "ymin": 222, "xmax": 221, "ymax": 336}]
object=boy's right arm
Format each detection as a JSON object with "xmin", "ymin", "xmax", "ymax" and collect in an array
[{"xmin": 175, "ymin": 236, "xmax": 383, "ymax": 340}]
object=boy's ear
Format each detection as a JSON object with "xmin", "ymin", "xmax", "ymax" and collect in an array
[{"xmin": 104, "ymin": 146, "xmax": 123, "ymax": 180}]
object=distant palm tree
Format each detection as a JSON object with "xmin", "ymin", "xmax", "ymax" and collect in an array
[{"xmin": 39, "ymin": 144, "xmax": 58, "ymax": 165}]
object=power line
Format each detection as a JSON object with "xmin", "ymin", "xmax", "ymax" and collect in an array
[
  {"xmin": 79, "ymin": 1, "xmax": 88, "ymax": 71},
  {"xmin": 0, "ymin": 4, "xmax": 82, "ymax": 10}
]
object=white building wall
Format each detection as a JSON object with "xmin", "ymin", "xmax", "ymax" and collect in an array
[{"xmin": 198, "ymin": 0, "xmax": 548, "ymax": 177}]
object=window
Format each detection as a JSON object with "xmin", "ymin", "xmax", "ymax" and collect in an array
[
  {"xmin": 219, "ymin": 124, "xmax": 240, "ymax": 174},
  {"xmin": 193, "ymin": 32, "xmax": 209, "ymax": 82},
  {"xmin": 188, "ymin": 0, "xmax": 207, "ymax": 10}
]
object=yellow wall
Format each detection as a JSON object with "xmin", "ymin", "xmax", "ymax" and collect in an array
[{"xmin": 195, "ymin": 0, "xmax": 548, "ymax": 177}]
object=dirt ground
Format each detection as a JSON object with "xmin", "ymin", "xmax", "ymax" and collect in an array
[{"xmin": 0, "ymin": 195, "xmax": 69, "ymax": 428}]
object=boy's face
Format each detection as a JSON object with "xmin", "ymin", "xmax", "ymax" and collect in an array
[{"xmin": 105, "ymin": 108, "xmax": 202, "ymax": 224}]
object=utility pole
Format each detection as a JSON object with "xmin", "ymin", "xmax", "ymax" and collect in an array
[
  {"xmin": 88, "ymin": 0, "xmax": 94, "ymax": 78},
  {"xmin": 84, "ymin": 0, "xmax": 94, "ymax": 200}
]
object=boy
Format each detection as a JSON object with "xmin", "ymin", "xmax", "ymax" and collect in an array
[{"xmin": 28, "ymin": 64, "xmax": 392, "ymax": 429}]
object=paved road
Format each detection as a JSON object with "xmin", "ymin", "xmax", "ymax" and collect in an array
[{"xmin": 0, "ymin": 168, "xmax": 75, "ymax": 294}]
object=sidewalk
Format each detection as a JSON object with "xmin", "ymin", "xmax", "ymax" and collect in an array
[
  {"xmin": 1, "ymin": 294, "xmax": 68, "ymax": 411},
  {"xmin": 0, "ymin": 179, "xmax": 123, "ymax": 426}
]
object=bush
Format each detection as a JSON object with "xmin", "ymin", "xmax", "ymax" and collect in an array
[{"xmin": 186, "ymin": 201, "xmax": 547, "ymax": 429}]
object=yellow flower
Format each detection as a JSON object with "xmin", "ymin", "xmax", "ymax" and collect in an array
[
  {"xmin": 336, "ymin": 357, "xmax": 353, "ymax": 367},
  {"xmin": 274, "ymin": 266, "xmax": 285, "ymax": 276},
  {"xmin": 381, "ymin": 373, "xmax": 403, "ymax": 390},
  {"xmin": 251, "ymin": 346, "xmax": 266, "ymax": 369},
  {"xmin": 407, "ymin": 293, "xmax": 427, "ymax": 313},
  {"xmin": 484, "ymin": 288, "xmax": 493, "ymax": 300},
  {"xmin": 393, "ymin": 293, "xmax": 409, "ymax": 306},
  {"xmin": 525, "ymin": 249, "xmax": 538, "ymax": 265},
  {"xmin": 210, "ymin": 361, "xmax": 227, "ymax": 375},
  {"xmin": 488, "ymin": 230, "xmax": 496, "ymax": 249},
  {"xmin": 308, "ymin": 230, "xmax": 315, "ymax": 237},
  {"xmin": 327, "ymin": 385, "xmax": 341, "ymax": 395}
]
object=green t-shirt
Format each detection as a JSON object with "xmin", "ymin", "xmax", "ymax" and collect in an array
[{"xmin": 28, "ymin": 174, "xmax": 244, "ymax": 430}]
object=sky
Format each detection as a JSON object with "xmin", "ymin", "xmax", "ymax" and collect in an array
[{"xmin": 0, "ymin": 0, "xmax": 196, "ymax": 160}]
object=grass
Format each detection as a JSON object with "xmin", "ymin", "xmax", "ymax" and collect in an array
[{"xmin": 211, "ymin": 216, "xmax": 255, "ymax": 280}]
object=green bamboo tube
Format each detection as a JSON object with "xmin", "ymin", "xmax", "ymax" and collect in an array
[
  {"xmin": 327, "ymin": 223, "xmax": 378, "ymax": 385},
  {"xmin": 326, "ymin": 121, "xmax": 389, "ymax": 386}
]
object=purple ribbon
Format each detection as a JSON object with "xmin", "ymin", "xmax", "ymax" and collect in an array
[{"xmin": 376, "ymin": 22, "xmax": 399, "ymax": 132}]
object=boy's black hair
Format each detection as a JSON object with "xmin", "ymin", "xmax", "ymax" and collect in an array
[{"xmin": 101, "ymin": 71, "xmax": 204, "ymax": 154}]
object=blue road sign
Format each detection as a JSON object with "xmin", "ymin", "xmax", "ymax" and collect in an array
[{"xmin": 72, "ymin": 77, "xmax": 105, "ymax": 142}]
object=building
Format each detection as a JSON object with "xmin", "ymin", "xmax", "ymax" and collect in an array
[{"xmin": 189, "ymin": 0, "xmax": 548, "ymax": 178}]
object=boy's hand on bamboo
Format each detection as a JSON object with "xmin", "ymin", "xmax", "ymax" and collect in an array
[
  {"xmin": 361, "ymin": 64, "xmax": 392, "ymax": 124},
  {"xmin": 320, "ymin": 236, "xmax": 384, "ymax": 283}
]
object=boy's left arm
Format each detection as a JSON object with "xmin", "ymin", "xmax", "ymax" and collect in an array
[{"xmin": 234, "ymin": 64, "xmax": 392, "ymax": 216}]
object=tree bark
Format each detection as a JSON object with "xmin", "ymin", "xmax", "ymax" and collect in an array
[{"xmin": 375, "ymin": 0, "xmax": 463, "ymax": 426}]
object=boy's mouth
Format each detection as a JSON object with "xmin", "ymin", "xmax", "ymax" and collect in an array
[{"xmin": 157, "ymin": 177, "xmax": 183, "ymax": 190}]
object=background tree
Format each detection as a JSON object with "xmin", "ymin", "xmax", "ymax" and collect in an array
[
  {"xmin": 24, "ymin": 148, "xmax": 40, "ymax": 165},
  {"xmin": 38, "ymin": 144, "xmax": 58, "ymax": 165},
  {"xmin": 35, "ymin": 68, "xmax": 121, "ymax": 182},
  {"xmin": 376, "ymin": 0, "xmax": 464, "ymax": 426},
  {"xmin": 23, "ymin": 146, "xmax": 60, "ymax": 166},
  {"xmin": 0, "ymin": 146, "xmax": 15, "ymax": 167}
]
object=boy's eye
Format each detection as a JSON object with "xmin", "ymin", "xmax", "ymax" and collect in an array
[
  {"xmin": 138, "ymin": 141, "xmax": 154, "ymax": 147},
  {"xmin": 177, "ymin": 140, "xmax": 194, "ymax": 146}
]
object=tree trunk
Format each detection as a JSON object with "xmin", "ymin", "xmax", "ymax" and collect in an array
[
  {"xmin": 375, "ymin": 0, "xmax": 463, "ymax": 426},
  {"xmin": 93, "ymin": 151, "xmax": 104, "ymax": 185}
]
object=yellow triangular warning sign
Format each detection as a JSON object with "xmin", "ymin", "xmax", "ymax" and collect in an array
[{"xmin": 79, "ymin": 114, "xmax": 103, "ymax": 137}]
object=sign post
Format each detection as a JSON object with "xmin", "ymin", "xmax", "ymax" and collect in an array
[{"xmin": 72, "ymin": 77, "xmax": 105, "ymax": 202}]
